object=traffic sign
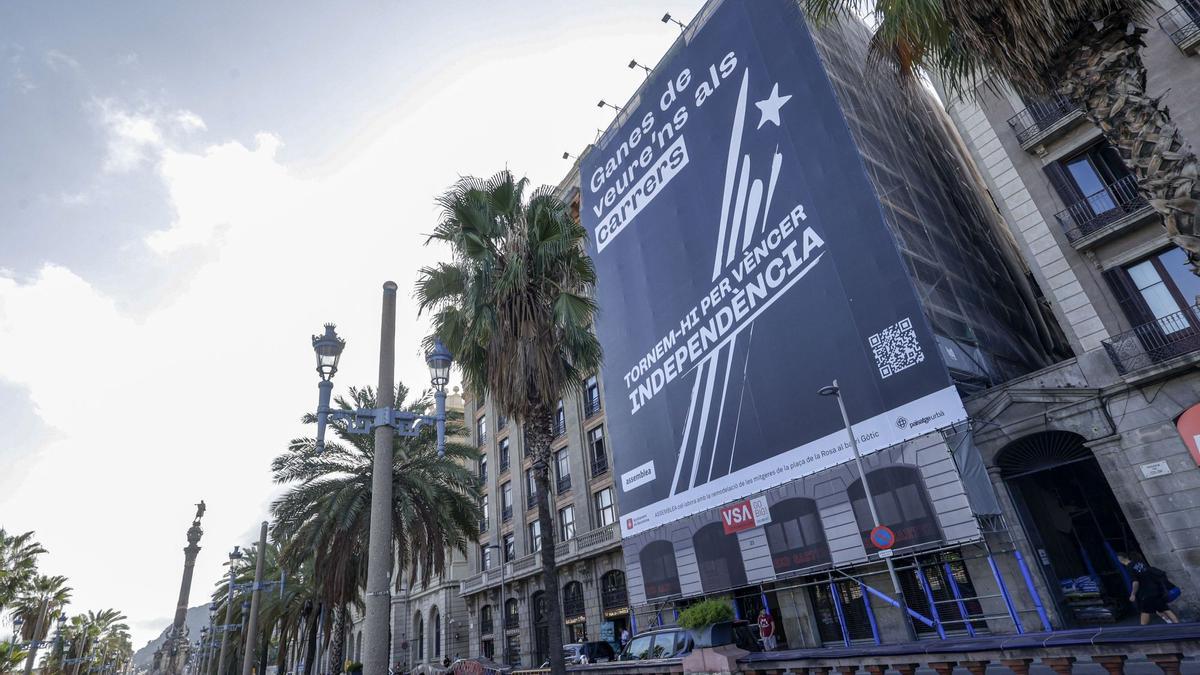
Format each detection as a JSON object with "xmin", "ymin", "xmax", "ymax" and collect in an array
[{"xmin": 869, "ymin": 525, "xmax": 896, "ymax": 550}]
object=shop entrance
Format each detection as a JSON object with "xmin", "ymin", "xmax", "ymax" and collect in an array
[{"xmin": 997, "ymin": 431, "xmax": 1139, "ymax": 626}]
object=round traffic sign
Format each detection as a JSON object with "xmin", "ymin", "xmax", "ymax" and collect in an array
[{"xmin": 869, "ymin": 525, "xmax": 896, "ymax": 550}]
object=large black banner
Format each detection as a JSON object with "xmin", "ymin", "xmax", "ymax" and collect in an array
[{"xmin": 582, "ymin": 0, "xmax": 966, "ymax": 536}]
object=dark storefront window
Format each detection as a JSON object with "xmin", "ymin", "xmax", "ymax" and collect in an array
[
  {"xmin": 808, "ymin": 578, "xmax": 875, "ymax": 645},
  {"xmin": 693, "ymin": 522, "xmax": 748, "ymax": 592},
  {"xmin": 601, "ymin": 570, "xmax": 628, "ymax": 611},
  {"xmin": 563, "ymin": 581, "xmax": 585, "ymax": 621},
  {"xmin": 765, "ymin": 498, "xmax": 832, "ymax": 573},
  {"xmin": 899, "ymin": 552, "xmax": 986, "ymax": 636},
  {"xmin": 480, "ymin": 605, "xmax": 493, "ymax": 635},
  {"xmin": 640, "ymin": 540, "xmax": 682, "ymax": 599},
  {"xmin": 532, "ymin": 591, "xmax": 549, "ymax": 668},
  {"xmin": 848, "ymin": 466, "xmax": 941, "ymax": 549}
]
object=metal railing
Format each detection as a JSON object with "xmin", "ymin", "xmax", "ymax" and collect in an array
[
  {"xmin": 584, "ymin": 395, "xmax": 602, "ymax": 418},
  {"xmin": 556, "ymin": 475, "xmax": 572, "ymax": 494},
  {"xmin": 591, "ymin": 454, "xmax": 609, "ymax": 477},
  {"xmin": 480, "ymin": 617, "xmax": 493, "ymax": 635},
  {"xmin": 478, "ymin": 432, "xmax": 488, "ymax": 447},
  {"xmin": 501, "ymin": 505, "xmax": 513, "ymax": 522},
  {"xmin": 479, "ymin": 517, "xmax": 489, "ymax": 532},
  {"xmin": 499, "ymin": 450, "xmax": 510, "ymax": 472},
  {"xmin": 1056, "ymin": 175, "xmax": 1150, "ymax": 242},
  {"xmin": 1006, "ymin": 94, "xmax": 1080, "ymax": 145},
  {"xmin": 1102, "ymin": 302, "xmax": 1200, "ymax": 374},
  {"xmin": 552, "ymin": 416, "xmax": 566, "ymax": 438},
  {"xmin": 563, "ymin": 596, "xmax": 585, "ymax": 619},
  {"xmin": 479, "ymin": 466, "xmax": 488, "ymax": 482},
  {"xmin": 1158, "ymin": 0, "xmax": 1200, "ymax": 50},
  {"xmin": 527, "ymin": 492, "xmax": 537, "ymax": 509},
  {"xmin": 601, "ymin": 586, "xmax": 628, "ymax": 611}
]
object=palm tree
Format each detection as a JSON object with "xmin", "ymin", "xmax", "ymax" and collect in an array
[
  {"xmin": 802, "ymin": 0, "xmax": 1200, "ymax": 271},
  {"xmin": 0, "ymin": 641, "xmax": 27, "ymax": 673},
  {"xmin": 11, "ymin": 574, "xmax": 71, "ymax": 673},
  {"xmin": 0, "ymin": 530, "xmax": 45, "ymax": 615},
  {"xmin": 416, "ymin": 170, "xmax": 603, "ymax": 675},
  {"xmin": 270, "ymin": 384, "xmax": 479, "ymax": 673}
]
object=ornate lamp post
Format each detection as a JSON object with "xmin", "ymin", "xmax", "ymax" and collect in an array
[
  {"xmin": 308, "ymin": 282, "xmax": 453, "ymax": 675},
  {"xmin": 215, "ymin": 546, "xmax": 244, "ymax": 675}
]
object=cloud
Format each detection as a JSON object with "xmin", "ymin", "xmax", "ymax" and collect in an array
[
  {"xmin": 94, "ymin": 99, "xmax": 208, "ymax": 173},
  {"xmin": 175, "ymin": 111, "xmax": 207, "ymax": 133},
  {"xmin": 45, "ymin": 49, "xmax": 80, "ymax": 72}
]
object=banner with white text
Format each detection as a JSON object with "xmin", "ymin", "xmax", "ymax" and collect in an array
[{"xmin": 582, "ymin": 0, "xmax": 967, "ymax": 537}]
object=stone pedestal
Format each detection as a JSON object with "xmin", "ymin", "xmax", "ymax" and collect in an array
[{"xmin": 681, "ymin": 645, "xmax": 750, "ymax": 675}]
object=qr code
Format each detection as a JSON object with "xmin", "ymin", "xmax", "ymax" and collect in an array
[{"xmin": 868, "ymin": 317, "xmax": 924, "ymax": 379}]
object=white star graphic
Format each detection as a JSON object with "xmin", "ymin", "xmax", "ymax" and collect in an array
[{"xmin": 754, "ymin": 83, "xmax": 792, "ymax": 129}]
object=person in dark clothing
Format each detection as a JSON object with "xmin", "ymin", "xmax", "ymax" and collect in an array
[{"xmin": 1118, "ymin": 551, "xmax": 1180, "ymax": 625}]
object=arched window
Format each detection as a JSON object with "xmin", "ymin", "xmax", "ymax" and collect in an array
[
  {"xmin": 414, "ymin": 612, "xmax": 425, "ymax": 661},
  {"xmin": 639, "ymin": 540, "xmax": 681, "ymax": 599},
  {"xmin": 431, "ymin": 605, "xmax": 441, "ymax": 657},
  {"xmin": 480, "ymin": 604, "xmax": 493, "ymax": 634},
  {"xmin": 504, "ymin": 598, "xmax": 519, "ymax": 630},
  {"xmin": 693, "ymin": 522, "xmax": 747, "ymax": 591},
  {"xmin": 765, "ymin": 497, "xmax": 832, "ymax": 573},
  {"xmin": 562, "ymin": 581, "xmax": 585, "ymax": 620},
  {"xmin": 847, "ymin": 466, "xmax": 941, "ymax": 549},
  {"xmin": 601, "ymin": 570, "xmax": 627, "ymax": 611}
]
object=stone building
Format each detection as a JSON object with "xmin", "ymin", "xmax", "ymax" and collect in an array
[{"xmin": 934, "ymin": 0, "xmax": 1200, "ymax": 626}]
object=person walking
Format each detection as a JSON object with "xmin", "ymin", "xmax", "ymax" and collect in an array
[
  {"xmin": 619, "ymin": 628, "xmax": 630, "ymax": 651},
  {"xmin": 1118, "ymin": 552, "xmax": 1181, "ymax": 625},
  {"xmin": 757, "ymin": 608, "xmax": 776, "ymax": 651}
]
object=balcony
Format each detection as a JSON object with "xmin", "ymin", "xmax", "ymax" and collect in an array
[
  {"xmin": 479, "ymin": 518, "xmax": 489, "ymax": 533},
  {"xmin": 504, "ymin": 613, "xmax": 520, "ymax": 630},
  {"xmin": 601, "ymin": 586, "xmax": 629, "ymax": 612},
  {"xmin": 584, "ymin": 395, "xmax": 602, "ymax": 418},
  {"xmin": 1158, "ymin": 1, "xmax": 1200, "ymax": 54},
  {"xmin": 563, "ymin": 595, "xmax": 585, "ymax": 619},
  {"xmin": 552, "ymin": 417, "xmax": 567, "ymax": 438},
  {"xmin": 527, "ymin": 492, "xmax": 538, "ymax": 509},
  {"xmin": 480, "ymin": 617, "xmax": 494, "ymax": 635},
  {"xmin": 499, "ymin": 451, "xmax": 510, "ymax": 472},
  {"xmin": 556, "ymin": 475, "xmax": 572, "ymax": 494},
  {"xmin": 591, "ymin": 455, "xmax": 609, "ymax": 477},
  {"xmin": 1056, "ymin": 175, "xmax": 1155, "ymax": 246},
  {"xmin": 501, "ymin": 505, "xmax": 513, "ymax": 522},
  {"xmin": 1007, "ymin": 95, "xmax": 1085, "ymax": 149},
  {"xmin": 1102, "ymin": 303, "xmax": 1200, "ymax": 377}
]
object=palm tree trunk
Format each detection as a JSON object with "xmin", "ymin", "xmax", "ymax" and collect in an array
[
  {"xmin": 328, "ymin": 605, "xmax": 346, "ymax": 675},
  {"xmin": 302, "ymin": 607, "xmax": 319, "ymax": 675},
  {"xmin": 275, "ymin": 628, "xmax": 287, "ymax": 675},
  {"xmin": 1059, "ymin": 15, "xmax": 1200, "ymax": 272},
  {"xmin": 526, "ymin": 403, "xmax": 566, "ymax": 675},
  {"xmin": 257, "ymin": 626, "xmax": 269, "ymax": 675}
]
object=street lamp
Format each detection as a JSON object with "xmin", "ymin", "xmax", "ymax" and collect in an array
[
  {"xmin": 482, "ymin": 544, "xmax": 507, "ymax": 667},
  {"xmin": 818, "ymin": 380, "xmax": 917, "ymax": 641},
  {"xmin": 661, "ymin": 12, "xmax": 685, "ymax": 31},
  {"xmin": 216, "ymin": 546, "xmax": 243, "ymax": 675},
  {"xmin": 308, "ymin": 282, "xmax": 454, "ymax": 675},
  {"xmin": 628, "ymin": 59, "xmax": 652, "ymax": 75}
]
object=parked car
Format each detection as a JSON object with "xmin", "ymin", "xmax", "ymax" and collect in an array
[
  {"xmin": 618, "ymin": 622, "xmax": 762, "ymax": 661},
  {"xmin": 562, "ymin": 640, "xmax": 617, "ymax": 664}
]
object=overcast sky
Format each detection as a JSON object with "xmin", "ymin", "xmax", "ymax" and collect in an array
[{"xmin": 0, "ymin": 0, "xmax": 704, "ymax": 647}]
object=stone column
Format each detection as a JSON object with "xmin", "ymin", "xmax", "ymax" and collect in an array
[{"xmin": 167, "ymin": 505, "xmax": 205, "ymax": 674}]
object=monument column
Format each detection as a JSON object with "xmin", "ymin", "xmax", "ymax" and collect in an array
[{"xmin": 166, "ymin": 501, "xmax": 206, "ymax": 674}]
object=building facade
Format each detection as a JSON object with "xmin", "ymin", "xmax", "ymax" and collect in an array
[
  {"xmin": 457, "ymin": 339, "xmax": 629, "ymax": 668},
  {"xmin": 935, "ymin": 0, "xmax": 1200, "ymax": 626}
]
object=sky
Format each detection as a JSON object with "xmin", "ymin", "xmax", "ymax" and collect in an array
[{"xmin": 0, "ymin": 0, "xmax": 705, "ymax": 648}]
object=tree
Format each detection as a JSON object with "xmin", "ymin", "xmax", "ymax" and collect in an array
[
  {"xmin": 270, "ymin": 384, "xmax": 479, "ymax": 673},
  {"xmin": 12, "ymin": 574, "xmax": 71, "ymax": 673},
  {"xmin": 0, "ymin": 530, "xmax": 45, "ymax": 615},
  {"xmin": 802, "ymin": 0, "xmax": 1200, "ymax": 272},
  {"xmin": 417, "ymin": 170, "xmax": 602, "ymax": 675}
]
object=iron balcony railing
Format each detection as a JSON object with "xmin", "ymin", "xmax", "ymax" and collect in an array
[
  {"xmin": 480, "ymin": 617, "xmax": 494, "ymax": 635},
  {"xmin": 552, "ymin": 416, "xmax": 567, "ymax": 438},
  {"xmin": 501, "ymin": 505, "xmax": 513, "ymax": 522},
  {"xmin": 1158, "ymin": 0, "xmax": 1200, "ymax": 50},
  {"xmin": 601, "ymin": 586, "xmax": 628, "ymax": 610},
  {"xmin": 1056, "ymin": 175, "xmax": 1150, "ymax": 242},
  {"xmin": 504, "ymin": 613, "xmax": 519, "ymax": 630},
  {"xmin": 1102, "ymin": 303, "xmax": 1200, "ymax": 374},
  {"xmin": 527, "ymin": 491, "xmax": 537, "ymax": 509},
  {"xmin": 499, "ymin": 450, "xmax": 510, "ymax": 472},
  {"xmin": 479, "ymin": 517, "xmax": 489, "ymax": 533},
  {"xmin": 1006, "ymin": 94, "xmax": 1081, "ymax": 145},
  {"xmin": 478, "ymin": 466, "xmax": 488, "ymax": 482},
  {"xmin": 563, "ymin": 596, "xmax": 585, "ymax": 619},
  {"xmin": 477, "ymin": 432, "xmax": 487, "ymax": 447},
  {"xmin": 591, "ymin": 454, "xmax": 609, "ymax": 477},
  {"xmin": 584, "ymin": 395, "xmax": 602, "ymax": 418},
  {"xmin": 556, "ymin": 475, "xmax": 572, "ymax": 494}
]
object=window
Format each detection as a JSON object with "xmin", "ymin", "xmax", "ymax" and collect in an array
[
  {"xmin": 476, "ymin": 415, "xmax": 487, "ymax": 446},
  {"xmin": 504, "ymin": 634, "xmax": 520, "ymax": 666},
  {"xmin": 502, "ymin": 533, "xmax": 515, "ymax": 562},
  {"xmin": 639, "ymin": 540, "xmax": 681, "ymax": 598},
  {"xmin": 414, "ymin": 612, "xmax": 425, "ymax": 661},
  {"xmin": 584, "ymin": 376, "xmax": 601, "ymax": 417},
  {"xmin": 498, "ymin": 437, "xmax": 510, "ymax": 471},
  {"xmin": 480, "ymin": 605, "xmax": 493, "ymax": 634},
  {"xmin": 479, "ymin": 453, "xmax": 488, "ymax": 482},
  {"xmin": 594, "ymin": 488, "xmax": 616, "ymax": 527},
  {"xmin": 481, "ymin": 639, "xmax": 494, "ymax": 660},
  {"xmin": 765, "ymin": 498, "xmax": 832, "ymax": 574},
  {"xmin": 1125, "ymin": 248, "xmax": 1200, "ymax": 331},
  {"xmin": 504, "ymin": 598, "xmax": 520, "ymax": 629},
  {"xmin": 601, "ymin": 571, "xmax": 627, "ymax": 611},
  {"xmin": 848, "ymin": 466, "xmax": 941, "ymax": 549},
  {"xmin": 528, "ymin": 520, "xmax": 542, "ymax": 553},
  {"xmin": 588, "ymin": 426, "xmax": 608, "ymax": 476},
  {"xmin": 526, "ymin": 468, "xmax": 538, "ymax": 508},
  {"xmin": 626, "ymin": 635, "xmax": 652, "ymax": 660},
  {"xmin": 555, "ymin": 449, "xmax": 571, "ymax": 493},
  {"xmin": 562, "ymin": 581, "xmax": 585, "ymax": 620},
  {"xmin": 501, "ymin": 482, "xmax": 513, "ymax": 521},
  {"xmin": 431, "ymin": 606, "xmax": 441, "ymax": 657},
  {"xmin": 692, "ymin": 522, "xmax": 748, "ymax": 592},
  {"xmin": 480, "ymin": 544, "xmax": 492, "ymax": 571},
  {"xmin": 559, "ymin": 505, "xmax": 576, "ymax": 541},
  {"xmin": 498, "ymin": 415, "xmax": 508, "ymax": 431},
  {"xmin": 480, "ymin": 493, "xmax": 490, "ymax": 533},
  {"xmin": 553, "ymin": 399, "xmax": 566, "ymax": 437},
  {"xmin": 1045, "ymin": 142, "xmax": 1143, "ymax": 235}
]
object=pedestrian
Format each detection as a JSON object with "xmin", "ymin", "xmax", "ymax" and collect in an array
[
  {"xmin": 1118, "ymin": 551, "xmax": 1181, "ymax": 625},
  {"xmin": 757, "ymin": 608, "xmax": 776, "ymax": 651},
  {"xmin": 619, "ymin": 627, "xmax": 630, "ymax": 650}
]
